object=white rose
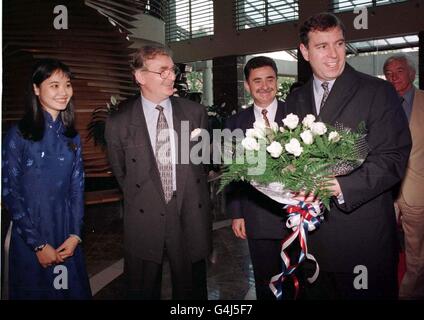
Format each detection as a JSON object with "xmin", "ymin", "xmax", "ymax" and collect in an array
[
  {"xmin": 300, "ymin": 130, "xmax": 314, "ymax": 145},
  {"xmin": 266, "ymin": 141, "xmax": 283, "ymax": 158},
  {"xmin": 282, "ymin": 113, "xmax": 299, "ymax": 130},
  {"xmin": 270, "ymin": 121, "xmax": 279, "ymax": 133},
  {"xmin": 190, "ymin": 128, "xmax": 202, "ymax": 140},
  {"xmin": 253, "ymin": 120, "xmax": 265, "ymax": 130},
  {"xmin": 241, "ymin": 137, "xmax": 260, "ymax": 151},
  {"xmin": 285, "ymin": 138, "xmax": 303, "ymax": 157},
  {"xmin": 328, "ymin": 131, "xmax": 341, "ymax": 143},
  {"xmin": 245, "ymin": 129, "xmax": 256, "ymax": 139},
  {"xmin": 253, "ymin": 121, "xmax": 266, "ymax": 139},
  {"xmin": 310, "ymin": 122, "xmax": 327, "ymax": 136},
  {"xmin": 302, "ymin": 114, "xmax": 316, "ymax": 128}
]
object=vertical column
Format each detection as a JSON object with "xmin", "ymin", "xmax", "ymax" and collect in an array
[
  {"xmin": 212, "ymin": 55, "xmax": 246, "ymax": 111},
  {"xmin": 236, "ymin": 56, "xmax": 247, "ymax": 108},
  {"xmin": 202, "ymin": 60, "xmax": 213, "ymax": 107}
]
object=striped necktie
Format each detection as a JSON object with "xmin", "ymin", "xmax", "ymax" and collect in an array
[
  {"xmin": 261, "ymin": 109, "xmax": 271, "ymax": 128},
  {"xmin": 319, "ymin": 81, "xmax": 330, "ymax": 113}
]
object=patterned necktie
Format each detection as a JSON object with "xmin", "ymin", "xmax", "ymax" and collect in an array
[
  {"xmin": 319, "ymin": 81, "xmax": 330, "ymax": 113},
  {"xmin": 261, "ymin": 109, "xmax": 271, "ymax": 128},
  {"xmin": 155, "ymin": 105, "xmax": 173, "ymax": 203}
]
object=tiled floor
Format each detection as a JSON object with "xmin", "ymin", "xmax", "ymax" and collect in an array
[
  {"xmin": 2, "ymin": 201, "xmax": 405, "ymax": 300},
  {"xmin": 83, "ymin": 202, "xmax": 256, "ymax": 300}
]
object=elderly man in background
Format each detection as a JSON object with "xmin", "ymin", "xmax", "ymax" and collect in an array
[{"xmin": 384, "ymin": 54, "xmax": 424, "ymax": 299}]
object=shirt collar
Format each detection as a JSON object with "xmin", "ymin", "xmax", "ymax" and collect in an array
[
  {"xmin": 43, "ymin": 110, "xmax": 61, "ymax": 126},
  {"xmin": 253, "ymin": 98, "xmax": 277, "ymax": 114},
  {"xmin": 402, "ymin": 86, "xmax": 415, "ymax": 105},
  {"xmin": 313, "ymin": 76, "xmax": 336, "ymax": 93},
  {"xmin": 141, "ymin": 95, "xmax": 172, "ymax": 111}
]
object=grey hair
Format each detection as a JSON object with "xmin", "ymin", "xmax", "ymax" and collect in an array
[
  {"xmin": 383, "ymin": 53, "xmax": 416, "ymax": 73},
  {"xmin": 131, "ymin": 44, "xmax": 173, "ymax": 72}
]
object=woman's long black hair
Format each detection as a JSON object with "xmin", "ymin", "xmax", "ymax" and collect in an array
[{"xmin": 18, "ymin": 58, "xmax": 77, "ymax": 141}]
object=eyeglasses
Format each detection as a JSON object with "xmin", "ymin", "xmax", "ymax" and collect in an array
[{"xmin": 141, "ymin": 65, "xmax": 180, "ymax": 79}]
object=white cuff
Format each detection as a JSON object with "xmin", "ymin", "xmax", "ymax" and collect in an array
[{"xmin": 336, "ymin": 192, "xmax": 345, "ymax": 204}]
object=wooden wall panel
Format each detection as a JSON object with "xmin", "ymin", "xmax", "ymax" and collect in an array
[{"xmin": 3, "ymin": 0, "xmax": 138, "ymax": 178}]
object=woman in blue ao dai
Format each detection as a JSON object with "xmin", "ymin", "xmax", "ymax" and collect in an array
[{"xmin": 2, "ymin": 59, "xmax": 91, "ymax": 299}]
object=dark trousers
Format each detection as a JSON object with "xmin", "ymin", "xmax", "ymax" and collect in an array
[
  {"xmin": 126, "ymin": 193, "xmax": 208, "ymax": 300},
  {"xmin": 248, "ymin": 238, "xmax": 298, "ymax": 300},
  {"xmin": 300, "ymin": 265, "xmax": 398, "ymax": 300}
]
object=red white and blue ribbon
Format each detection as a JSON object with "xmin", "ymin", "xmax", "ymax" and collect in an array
[{"xmin": 269, "ymin": 201, "xmax": 323, "ymax": 300}]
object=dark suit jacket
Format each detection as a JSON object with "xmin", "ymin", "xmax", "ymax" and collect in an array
[
  {"xmin": 285, "ymin": 64, "xmax": 412, "ymax": 273},
  {"xmin": 225, "ymin": 101, "xmax": 289, "ymax": 239},
  {"xmin": 105, "ymin": 94, "xmax": 212, "ymax": 264}
]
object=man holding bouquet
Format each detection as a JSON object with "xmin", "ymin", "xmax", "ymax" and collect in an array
[
  {"xmin": 285, "ymin": 12, "xmax": 411, "ymax": 299},
  {"xmin": 225, "ymin": 56, "xmax": 291, "ymax": 300}
]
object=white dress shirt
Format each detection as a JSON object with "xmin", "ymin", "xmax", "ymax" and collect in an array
[
  {"xmin": 253, "ymin": 98, "xmax": 278, "ymax": 124},
  {"xmin": 313, "ymin": 77, "xmax": 336, "ymax": 115}
]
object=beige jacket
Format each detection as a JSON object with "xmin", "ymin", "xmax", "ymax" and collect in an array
[{"xmin": 399, "ymin": 88, "xmax": 424, "ymax": 206}]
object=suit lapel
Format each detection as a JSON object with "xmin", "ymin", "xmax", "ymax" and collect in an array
[
  {"xmin": 171, "ymin": 97, "xmax": 189, "ymax": 211},
  {"xmin": 319, "ymin": 64, "xmax": 360, "ymax": 124},
  {"xmin": 129, "ymin": 97, "xmax": 167, "ymax": 203},
  {"xmin": 275, "ymin": 100, "xmax": 286, "ymax": 124},
  {"xmin": 295, "ymin": 80, "xmax": 316, "ymax": 118},
  {"xmin": 244, "ymin": 107, "xmax": 256, "ymax": 130}
]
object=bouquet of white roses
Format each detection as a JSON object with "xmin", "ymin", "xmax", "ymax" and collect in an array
[
  {"xmin": 220, "ymin": 113, "xmax": 368, "ymax": 299},
  {"xmin": 220, "ymin": 113, "xmax": 367, "ymax": 208}
]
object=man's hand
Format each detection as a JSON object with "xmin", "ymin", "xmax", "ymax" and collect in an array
[
  {"xmin": 292, "ymin": 191, "xmax": 317, "ymax": 202},
  {"xmin": 232, "ymin": 218, "xmax": 247, "ymax": 239},
  {"xmin": 292, "ymin": 178, "xmax": 342, "ymax": 202},
  {"xmin": 56, "ymin": 236, "xmax": 80, "ymax": 260},
  {"xmin": 36, "ymin": 244, "xmax": 63, "ymax": 268},
  {"xmin": 327, "ymin": 178, "xmax": 342, "ymax": 197}
]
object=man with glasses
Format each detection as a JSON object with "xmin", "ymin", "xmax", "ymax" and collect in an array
[{"xmin": 105, "ymin": 45, "xmax": 212, "ymax": 299}]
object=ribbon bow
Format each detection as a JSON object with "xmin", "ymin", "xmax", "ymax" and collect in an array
[{"xmin": 269, "ymin": 201, "xmax": 323, "ymax": 300}]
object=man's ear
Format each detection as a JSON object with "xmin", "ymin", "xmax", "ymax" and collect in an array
[
  {"xmin": 299, "ymin": 43, "xmax": 310, "ymax": 62},
  {"xmin": 134, "ymin": 69, "xmax": 145, "ymax": 86},
  {"xmin": 33, "ymin": 84, "xmax": 40, "ymax": 96},
  {"xmin": 244, "ymin": 80, "xmax": 251, "ymax": 94}
]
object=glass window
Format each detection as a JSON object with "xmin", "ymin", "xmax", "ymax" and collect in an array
[
  {"xmin": 166, "ymin": 0, "xmax": 214, "ymax": 42},
  {"xmin": 235, "ymin": 0, "xmax": 299, "ymax": 30},
  {"xmin": 332, "ymin": 0, "xmax": 408, "ymax": 13}
]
